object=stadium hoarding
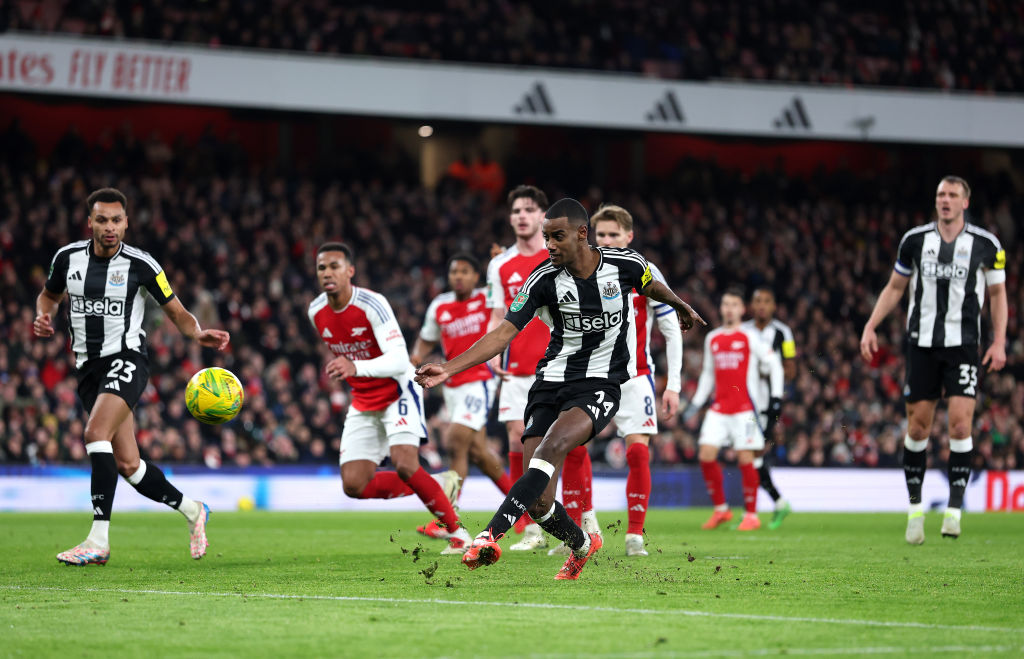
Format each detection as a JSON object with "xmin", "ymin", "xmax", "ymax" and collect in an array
[
  {"xmin": 2, "ymin": 33, "xmax": 1024, "ymax": 146},
  {"xmin": 1, "ymin": 468, "xmax": 1021, "ymax": 513}
]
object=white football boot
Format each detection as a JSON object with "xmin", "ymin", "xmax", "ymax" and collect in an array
[
  {"xmin": 905, "ymin": 507, "xmax": 925, "ymax": 545},
  {"xmin": 941, "ymin": 509, "xmax": 961, "ymax": 539},
  {"xmin": 509, "ymin": 523, "xmax": 547, "ymax": 551},
  {"xmin": 625, "ymin": 533, "xmax": 648, "ymax": 557}
]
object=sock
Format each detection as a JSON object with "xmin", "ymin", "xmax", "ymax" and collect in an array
[
  {"xmin": 86, "ymin": 520, "xmax": 109, "ymax": 547},
  {"xmin": 625, "ymin": 443, "xmax": 651, "ymax": 535},
  {"xmin": 561, "ymin": 446, "xmax": 587, "ymax": 525},
  {"xmin": 509, "ymin": 451, "xmax": 534, "ymax": 526},
  {"xmin": 87, "ymin": 441, "xmax": 117, "ymax": 522},
  {"xmin": 581, "ymin": 448, "xmax": 594, "ymax": 514},
  {"xmin": 752, "ymin": 456, "xmax": 764, "ymax": 468},
  {"xmin": 740, "ymin": 463, "xmax": 760, "ymax": 514},
  {"xmin": 947, "ymin": 437, "xmax": 973, "ymax": 509},
  {"xmin": 534, "ymin": 500, "xmax": 588, "ymax": 553},
  {"xmin": 483, "ymin": 459, "xmax": 554, "ymax": 539},
  {"xmin": 493, "ymin": 472, "xmax": 513, "ymax": 495},
  {"xmin": 758, "ymin": 462, "xmax": 781, "ymax": 502},
  {"xmin": 359, "ymin": 471, "xmax": 414, "ymax": 499},
  {"xmin": 126, "ymin": 460, "xmax": 183, "ymax": 509},
  {"xmin": 405, "ymin": 467, "xmax": 460, "ymax": 531},
  {"xmin": 700, "ymin": 460, "xmax": 726, "ymax": 508},
  {"xmin": 903, "ymin": 435, "xmax": 928, "ymax": 505}
]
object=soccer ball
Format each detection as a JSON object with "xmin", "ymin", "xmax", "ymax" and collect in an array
[{"xmin": 185, "ymin": 367, "xmax": 244, "ymax": 424}]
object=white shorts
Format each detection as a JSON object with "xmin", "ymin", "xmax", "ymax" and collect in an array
[
  {"xmin": 442, "ymin": 378, "xmax": 497, "ymax": 431},
  {"xmin": 339, "ymin": 378, "xmax": 426, "ymax": 466},
  {"xmin": 614, "ymin": 374, "xmax": 658, "ymax": 436},
  {"xmin": 698, "ymin": 409, "xmax": 765, "ymax": 451},
  {"xmin": 497, "ymin": 374, "xmax": 535, "ymax": 423}
]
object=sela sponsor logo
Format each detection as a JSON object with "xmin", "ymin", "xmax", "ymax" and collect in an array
[
  {"xmin": 921, "ymin": 260, "xmax": 968, "ymax": 280},
  {"xmin": 71, "ymin": 295, "xmax": 124, "ymax": 317},
  {"xmin": 108, "ymin": 271, "xmax": 126, "ymax": 286},
  {"xmin": 562, "ymin": 309, "xmax": 622, "ymax": 333}
]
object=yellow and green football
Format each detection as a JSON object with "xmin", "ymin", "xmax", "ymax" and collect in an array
[{"xmin": 185, "ymin": 367, "xmax": 244, "ymax": 424}]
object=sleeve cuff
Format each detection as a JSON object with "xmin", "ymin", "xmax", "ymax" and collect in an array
[
  {"xmin": 986, "ymin": 269, "xmax": 1006, "ymax": 286},
  {"xmin": 893, "ymin": 261, "xmax": 912, "ymax": 276}
]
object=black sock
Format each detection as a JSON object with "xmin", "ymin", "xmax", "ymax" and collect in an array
[
  {"xmin": 129, "ymin": 461, "xmax": 184, "ymax": 509},
  {"xmin": 758, "ymin": 463, "xmax": 781, "ymax": 502},
  {"xmin": 947, "ymin": 450, "xmax": 971, "ymax": 509},
  {"xmin": 903, "ymin": 448, "xmax": 927, "ymax": 505},
  {"xmin": 484, "ymin": 467, "xmax": 551, "ymax": 539},
  {"xmin": 89, "ymin": 449, "xmax": 118, "ymax": 521},
  {"xmin": 535, "ymin": 500, "xmax": 587, "ymax": 551}
]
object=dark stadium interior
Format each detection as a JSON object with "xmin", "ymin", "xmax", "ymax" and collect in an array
[
  {"xmin": 2, "ymin": 96, "xmax": 1022, "ymax": 471},
  {"xmin": 6, "ymin": 0, "xmax": 1024, "ymax": 91}
]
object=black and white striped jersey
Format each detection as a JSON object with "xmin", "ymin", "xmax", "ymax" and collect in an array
[
  {"xmin": 895, "ymin": 222, "xmax": 1006, "ymax": 348},
  {"xmin": 504, "ymin": 247, "xmax": 653, "ymax": 383},
  {"xmin": 740, "ymin": 319, "xmax": 796, "ymax": 361},
  {"xmin": 45, "ymin": 240, "xmax": 176, "ymax": 368}
]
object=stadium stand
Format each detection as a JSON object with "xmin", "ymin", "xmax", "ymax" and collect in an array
[
  {"xmin": 5, "ymin": 0, "xmax": 1024, "ymax": 91},
  {"xmin": 1, "ymin": 122, "xmax": 1021, "ymax": 471}
]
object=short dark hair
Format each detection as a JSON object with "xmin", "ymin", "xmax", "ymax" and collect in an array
[
  {"xmin": 317, "ymin": 242, "xmax": 354, "ymax": 262},
  {"xmin": 86, "ymin": 188, "xmax": 127, "ymax": 213},
  {"xmin": 447, "ymin": 252, "xmax": 481, "ymax": 274},
  {"xmin": 507, "ymin": 185, "xmax": 549, "ymax": 211},
  {"xmin": 722, "ymin": 285, "xmax": 746, "ymax": 302},
  {"xmin": 545, "ymin": 198, "xmax": 590, "ymax": 227},
  {"xmin": 940, "ymin": 175, "xmax": 971, "ymax": 199},
  {"xmin": 752, "ymin": 285, "xmax": 775, "ymax": 300}
]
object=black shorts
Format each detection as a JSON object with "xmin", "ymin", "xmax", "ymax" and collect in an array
[
  {"xmin": 522, "ymin": 378, "xmax": 621, "ymax": 443},
  {"xmin": 904, "ymin": 344, "xmax": 979, "ymax": 402},
  {"xmin": 77, "ymin": 350, "xmax": 150, "ymax": 414}
]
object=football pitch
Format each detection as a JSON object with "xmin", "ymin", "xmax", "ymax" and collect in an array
[{"xmin": 2, "ymin": 509, "xmax": 1022, "ymax": 658}]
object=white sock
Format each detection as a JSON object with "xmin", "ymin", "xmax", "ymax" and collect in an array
[
  {"xmin": 573, "ymin": 533, "xmax": 591, "ymax": 558},
  {"xmin": 908, "ymin": 502, "xmax": 924, "ymax": 515},
  {"xmin": 714, "ymin": 503, "xmax": 729, "ymax": 513},
  {"xmin": 86, "ymin": 520, "xmax": 109, "ymax": 548},
  {"xmin": 178, "ymin": 497, "xmax": 201, "ymax": 524},
  {"xmin": 945, "ymin": 507, "xmax": 962, "ymax": 520},
  {"xmin": 753, "ymin": 457, "xmax": 764, "ymax": 469},
  {"xmin": 581, "ymin": 509, "xmax": 597, "ymax": 526}
]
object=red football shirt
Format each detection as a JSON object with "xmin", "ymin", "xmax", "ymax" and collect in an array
[
  {"xmin": 420, "ymin": 288, "xmax": 493, "ymax": 387},
  {"xmin": 486, "ymin": 245, "xmax": 551, "ymax": 375}
]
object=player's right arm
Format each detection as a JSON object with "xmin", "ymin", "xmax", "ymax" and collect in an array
[
  {"xmin": 860, "ymin": 269, "xmax": 909, "ymax": 361},
  {"xmin": 34, "ymin": 247, "xmax": 70, "ymax": 338},
  {"xmin": 683, "ymin": 334, "xmax": 715, "ymax": 422},
  {"xmin": 415, "ymin": 321, "xmax": 519, "ymax": 389},
  {"xmin": 484, "ymin": 253, "xmax": 511, "ymax": 378},
  {"xmin": 411, "ymin": 296, "xmax": 442, "ymax": 367}
]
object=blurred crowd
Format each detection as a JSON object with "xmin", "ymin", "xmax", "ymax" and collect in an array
[
  {"xmin": 1, "ymin": 122, "xmax": 1022, "ymax": 473},
  {"xmin": 6, "ymin": 0, "xmax": 1024, "ymax": 92}
]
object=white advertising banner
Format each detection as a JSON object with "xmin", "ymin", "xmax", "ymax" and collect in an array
[
  {"xmin": 2, "ymin": 33, "xmax": 1024, "ymax": 146},
  {"xmin": 1, "ymin": 469, "xmax": 1022, "ymax": 513}
]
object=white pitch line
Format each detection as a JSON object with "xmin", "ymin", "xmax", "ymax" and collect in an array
[{"xmin": 3, "ymin": 585, "xmax": 1023, "ymax": 635}]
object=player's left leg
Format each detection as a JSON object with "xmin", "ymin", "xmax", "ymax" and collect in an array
[
  {"xmin": 756, "ymin": 441, "xmax": 791, "ymax": 530},
  {"xmin": 623, "ymin": 434, "xmax": 652, "ymax": 556},
  {"xmin": 111, "ymin": 414, "xmax": 208, "ymax": 558},
  {"xmin": 550, "ymin": 444, "xmax": 590, "ymax": 556},
  {"xmin": 417, "ymin": 421, "xmax": 475, "ymax": 539},
  {"xmin": 736, "ymin": 449, "xmax": 761, "ymax": 531},
  {"xmin": 942, "ymin": 395, "xmax": 976, "ymax": 539},
  {"xmin": 391, "ymin": 442, "xmax": 470, "ymax": 553}
]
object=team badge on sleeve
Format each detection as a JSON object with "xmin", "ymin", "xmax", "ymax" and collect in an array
[
  {"xmin": 155, "ymin": 271, "xmax": 173, "ymax": 297},
  {"xmin": 994, "ymin": 249, "xmax": 1006, "ymax": 270},
  {"xmin": 510, "ymin": 292, "xmax": 529, "ymax": 312}
]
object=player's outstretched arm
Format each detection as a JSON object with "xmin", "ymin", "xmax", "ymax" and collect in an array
[
  {"xmin": 415, "ymin": 320, "xmax": 519, "ymax": 389},
  {"xmin": 860, "ymin": 270, "xmax": 909, "ymax": 361},
  {"xmin": 33, "ymin": 289, "xmax": 63, "ymax": 338},
  {"xmin": 161, "ymin": 298, "xmax": 230, "ymax": 351},
  {"xmin": 410, "ymin": 337, "xmax": 438, "ymax": 367},
  {"xmin": 982, "ymin": 281, "xmax": 1007, "ymax": 372},
  {"xmin": 641, "ymin": 281, "xmax": 706, "ymax": 331}
]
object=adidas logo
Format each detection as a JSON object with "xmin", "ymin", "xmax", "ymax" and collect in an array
[
  {"xmin": 69, "ymin": 271, "xmax": 83, "ymax": 281},
  {"xmin": 503, "ymin": 513, "xmax": 517, "ymax": 527},
  {"xmin": 772, "ymin": 96, "xmax": 812, "ymax": 130},
  {"xmin": 322, "ymin": 328, "xmax": 333, "ymax": 338},
  {"xmin": 559, "ymin": 290, "xmax": 577, "ymax": 304},
  {"xmin": 642, "ymin": 418, "xmax": 656, "ymax": 427},
  {"xmin": 94, "ymin": 506, "xmax": 103, "ymax": 516},
  {"xmin": 507, "ymin": 272, "xmax": 523, "ymax": 284},
  {"xmin": 439, "ymin": 311, "xmax": 452, "ymax": 323},
  {"xmin": 105, "ymin": 380, "xmax": 121, "ymax": 391},
  {"xmin": 645, "ymin": 90, "xmax": 685, "ymax": 124},
  {"xmin": 395, "ymin": 418, "xmax": 408, "ymax": 427},
  {"xmin": 629, "ymin": 504, "xmax": 646, "ymax": 512},
  {"xmin": 514, "ymin": 82, "xmax": 555, "ymax": 115}
]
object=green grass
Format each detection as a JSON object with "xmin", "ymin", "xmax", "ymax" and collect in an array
[{"xmin": 2, "ymin": 509, "xmax": 1023, "ymax": 658}]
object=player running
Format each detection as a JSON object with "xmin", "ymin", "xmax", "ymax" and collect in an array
[
  {"xmin": 685, "ymin": 287, "xmax": 783, "ymax": 532},
  {"xmin": 589, "ymin": 204, "xmax": 683, "ymax": 556},
  {"xmin": 861, "ymin": 176, "xmax": 1006, "ymax": 543},
  {"xmin": 741, "ymin": 286, "xmax": 796, "ymax": 529},
  {"xmin": 34, "ymin": 187, "xmax": 229, "ymax": 565},
  {"xmin": 487, "ymin": 185, "xmax": 599, "ymax": 551},
  {"xmin": 411, "ymin": 253, "xmax": 512, "ymax": 539},
  {"xmin": 417, "ymin": 198, "xmax": 705, "ymax": 580},
  {"xmin": 309, "ymin": 242, "xmax": 470, "ymax": 554}
]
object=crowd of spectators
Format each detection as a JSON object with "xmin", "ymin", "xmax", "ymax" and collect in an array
[
  {"xmin": 1, "ymin": 121, "xmax": 1022, "ymax": 473},
  {"xmin": 6, "ymin": 0, "xmax": 1024, "ymax": 92}
]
